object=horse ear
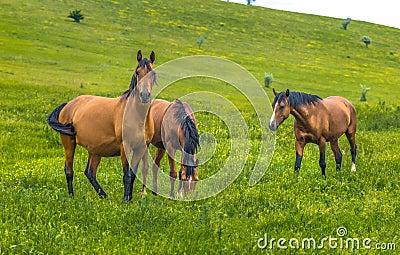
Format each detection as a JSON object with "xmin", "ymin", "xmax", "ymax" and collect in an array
[
  {"xmin": 150, "ymin": 51, "xmax": 155, "ymax": 63},
  {"xmin": 137, "ymin": 50, "xmax": 142, "ymax": 62},
  {"xmin": 273, "ymin": 88, "xmax": 278, "ymax": 96},
  {"xmin": 285, "ymin": 89, "xmax": 290, "ymax": 97}
]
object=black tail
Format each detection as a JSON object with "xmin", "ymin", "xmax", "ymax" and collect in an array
[
  {"xmin": 173, "ymin": 100, "xmax": 199, "ymax": 179},
  {"xmin": 47, "ymin": 103, "xmax": 76, "ymax": 136}
]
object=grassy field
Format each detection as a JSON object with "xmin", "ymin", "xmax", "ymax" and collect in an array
[{"xmin": 1, "ymin": 0, "xmax": 399, "ymax": 253}]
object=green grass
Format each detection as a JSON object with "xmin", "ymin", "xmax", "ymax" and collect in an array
[{"xmin": 1, "ymin": 0, "xmax": 399, "ymax": 253}]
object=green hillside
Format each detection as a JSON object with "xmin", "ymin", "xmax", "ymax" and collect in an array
[{"xmin": 1, "ymin": 0, "xmax": 399, "ymax": 253}]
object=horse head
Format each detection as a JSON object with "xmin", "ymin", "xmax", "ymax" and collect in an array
[
  {"xmin": 130, "ymin": 50, "xmax": 156, "ymax": 104},
  {"xmin": 269, "ymin": 88, "xmax": 291, "ymax": 131}
]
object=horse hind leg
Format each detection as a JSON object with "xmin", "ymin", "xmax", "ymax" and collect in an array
[
  {"xmin": 330, "ymin": 139, "xmax": 342, "ymax": 171},
  {"xmin": 61, "ymin": 134, "xmax": 76, "ymax": 197},
  {"xmin": 345, "ymin": 130, "xmax": 357, "ymax": 172},
  {"xmin": 318, "ymin": 139, "xmax": 327, "ymax": 179},
  {"xmin": 84, "ymin": 155, "xmax": 107, "ymax": 198}
]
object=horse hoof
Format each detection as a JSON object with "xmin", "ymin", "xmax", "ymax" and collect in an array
[
  {"xmin": 152, "ymin": 191, "xmax": 158, "ymax": 196},
  {"xmin": 98, "ymin": 191, "xmax": 107, "ymax": 198},
  {"xmin": 122, "ymin": 196, "xmax": 132, "ymax": 203}
]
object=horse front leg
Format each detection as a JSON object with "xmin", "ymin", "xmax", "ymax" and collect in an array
[
  {"xmin": 168, "ymin": 153, "xmax": 177, "ymax": 199},
  {"xmin": 294, "ymin": 139, "xmax": 305, "ymax": 176},
  {"xmin": 152, "ymin": 148, "xmax": 166, "ymax": 196},
  {"xmin": 141, "ymin": 151, "xmax": 149, "ymax": 197},
  {"xmin": 121, "ymin": 146, "xmax": 135, "ymax": 202},
  {"xmin": 318, "ymin": 139, "xmax": 327, "ymax": 179}
]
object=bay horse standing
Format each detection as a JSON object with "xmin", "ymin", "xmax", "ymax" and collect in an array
[
  {"xmin": 47, "ymin": 50, "xmax": 156, "ymax": 202},
  {"xmin": 141, "ymin": 99, "xmax": 199, "ymax": 198},
  {"xmin": 269, "ymin": 89, "xmax": 357, "ymax": 178}
]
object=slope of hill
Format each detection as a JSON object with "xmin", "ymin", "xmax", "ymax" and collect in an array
[{"xmin": 1, "ymin": 0, "xmax": 399, "ymax": 102}]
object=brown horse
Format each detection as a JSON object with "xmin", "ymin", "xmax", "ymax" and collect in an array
[
  {"xmin": 269, "ymin": 89, "xmax": 357, "ymax": 178},
  {"xmin": 47, "ymin": 50, "xmax": 156, "ymax": 202},
  {"xmin": 141, "ymin": 99, "xmax": 199, "ymax": 198}
]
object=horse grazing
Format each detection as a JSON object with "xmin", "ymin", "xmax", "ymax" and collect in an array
[
  {"xmin": 47, "ymin": 50, "xmax": 156, "ymax": 202},
  {"xmin": 141, "ymin": 99, "xmax": 199, "ymax": 198},
  {"xmin": 269, "ymin": 89, "xmax": 357, "ymax": 178}
]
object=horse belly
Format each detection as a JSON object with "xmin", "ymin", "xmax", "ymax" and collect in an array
[{"xmin": 76, "ymin": 131, "xmax": 120, "ymax": 157}]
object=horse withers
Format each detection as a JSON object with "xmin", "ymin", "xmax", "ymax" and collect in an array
[
  {"xmin": 269, "ymin": 89, "xmax": 357, "ymax": 178},
  {"xmin": 47, "ymin": 50, "xmax": 156, "ymax": 202},
  {"xmin": 141, "ymin": 99, "xmax": 200, "ymax": 199}
]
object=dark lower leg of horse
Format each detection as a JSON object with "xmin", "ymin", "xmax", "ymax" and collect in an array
[
  {"xmin": 329, "ymin": 140, "xmax": 342, "ymax": 171},
  {"xmin": 346, "ymin": 131, "xmax": 357, "ymax": 172},
  {"xmin": 64, "ymin": 162, "xmax": 74, "ymax": 197},
  {"xmin": 122, "ymin": 165, "xmax": 136, "ymax": 202},
  {"xmin": 319, "ymin": 152, "xmax": 326, "ymax": 179},
  {"xmin": 350, "ymin": 145, "xmax": 357, "ymax": 172},
  {"xmin": 177, "ymin": 172, "xmax": 183, "ymax": 196},
  {"xmin": 294, "ymin": 151, "xmax": 302, "ymax": 176},
  {"xmin": 335, "ymin": 151, "xmax": 343, "ymax": 171},
  {"xmin": 84, "ymin": 156, "xmax": 107, "ymax": 198},
  {"xmin": 141, "ymin": 157, "xmax": 149, "ymax": 197},
  {"xmin": 84, "ymin": 169, "xmax": 107, "ymax": 198},
  {"xmin": 151, "ymin": 164, "xmax": 158, "ymax": 196}
]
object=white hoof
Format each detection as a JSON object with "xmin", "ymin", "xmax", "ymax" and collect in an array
[{"xmin": 351, "ymin": 163, "xmax": 356, "ymax": 172}]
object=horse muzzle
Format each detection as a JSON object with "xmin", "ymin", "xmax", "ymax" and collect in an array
[
  {"xmin": 139, "ymin": 90, "xmax": 151, "ymax": 104},
  {"xmin": 269, "ymin": 120, "xmax": 278, "ymax": 131}
]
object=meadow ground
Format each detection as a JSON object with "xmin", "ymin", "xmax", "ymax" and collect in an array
[{"xmin": 1, "ymin": 0, "xmax": 399, "ymax": 254}]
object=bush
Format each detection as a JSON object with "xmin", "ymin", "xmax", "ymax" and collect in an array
[
  {"xmin": 197, "ymin": 36, "xmax": 205, "ymax": 48},
  {"xmin": 264, "ymin": 73, "xmax": 273, "ymax": 88},
  {"xmin": 361, "ymin": 36, "xmax": 371, "ymax": 48},
  {"xmin": 68, "ymin": 10, "xmax": 84, "ymax": 23},
  {"xmin": 360, "ymin": 84, "xmax": 371, "ymax": 102},
  {"xmin": 341, "ymin": 18, "xmax": 351, "ymax": 30}
]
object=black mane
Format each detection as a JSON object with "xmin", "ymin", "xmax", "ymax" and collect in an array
[
  {"xmin": 274, "ymin": 91, "xmax": 322, "ymax": 109},
  {"xmin": 172, "ymin": 100, "xmax": 199, "ymax": 178}
]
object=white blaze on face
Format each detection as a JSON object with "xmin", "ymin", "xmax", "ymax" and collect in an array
[{"xmin": 269, "ymin": 104, "xmax": 277, "ymax": 128}]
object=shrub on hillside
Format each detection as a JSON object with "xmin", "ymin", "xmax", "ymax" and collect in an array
[{"xmin": 68, "ymin": 10, "xmax": 84, "ymax": 23}]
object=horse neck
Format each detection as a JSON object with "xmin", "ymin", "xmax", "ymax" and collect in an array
[
  {"xmin": 120, "ymin": 88, "xmax": 151, "ymax": 129},
  {"xmin": 290, "ymin": 103, "xmax": 318, "ymax": 127}
]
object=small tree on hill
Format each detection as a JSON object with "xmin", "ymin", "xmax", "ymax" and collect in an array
[
  {"xmin": 247, "ymin": 0, "xmax": 256, "ymax": 5},
  {"xmin": 68, "ymin": 10, "xmax": 84, "ymax": 23},
  {"xmin": 264, "ymin": 73, "xmax": 273, "ymax": 88},
  {"xmin": 197, "ymin": 36, "xmax": 205, "ymax": 49},
  {"xmin": 361, "ymin": 36, "xmax": 371, "ymax": 48},
  {"xmin": 341, "ymin": 18, "xmax": 351, "ymax": 30},
  {"xmin": 360, "ymin": 84, "xmax": 371, "ymax": 101}
]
